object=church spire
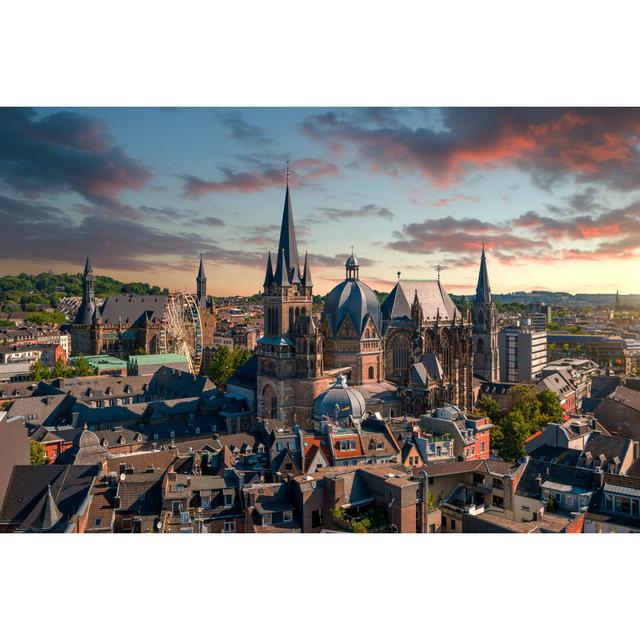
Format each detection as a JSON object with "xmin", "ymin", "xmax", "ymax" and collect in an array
[
  {"xmin": 475, "ymin": 242, "xmax": 491, "ymax": 304},
  {"xmin": 275, "ymin": 248, "xmax": 291, "ymax": 286},
  {"xmin": 274, "ymin": 181, "xmax": 301, "ymax": 285},
  {"xmin": 301, "ymin": 251, "xmax": 313, "ymax": 287},
  {"xmin": 73, "ymin": 252, "xmax": 96, "ymax": 325},
  {"xmin": 263, "ymin": 251, "xmax": 274, "ymax": 288},
  {"xmin": 196, "ymin": 253, "xmax": 207, "ymax": 308}
]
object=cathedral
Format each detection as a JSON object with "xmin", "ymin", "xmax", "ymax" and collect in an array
[
  {"xmin": 67, "ymin": 254, "xmax": 215, "ymax": 361},
  {"xmin": 256, "ymin": 182, "xmax": 475, "ymax": 427}
]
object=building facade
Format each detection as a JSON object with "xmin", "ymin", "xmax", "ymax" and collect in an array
[{"xmin": 499, "ymin": 325, "xmax": 547, "ymax": 383}]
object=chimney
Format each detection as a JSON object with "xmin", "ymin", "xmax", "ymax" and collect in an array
[{"xmin": 594, "ymin": 469, "xmax": 605, "ymax": 489}]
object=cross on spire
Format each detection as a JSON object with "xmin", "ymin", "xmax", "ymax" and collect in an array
[
  {"xmin": 434, "ymin": 264, "xmax": 444, "ymax": 282},
  {"xmin": 286, "ymin": 158, "xmax": 290, "ymax": 185}
]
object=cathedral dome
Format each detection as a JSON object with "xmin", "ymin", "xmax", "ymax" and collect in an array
[
  {"xmin": 323, "ymin": 275, "xmax": 381, "ymax": 337},
  {"xmin": 313, "ymin": 374, "xmax": 366, "ymax": 421}
]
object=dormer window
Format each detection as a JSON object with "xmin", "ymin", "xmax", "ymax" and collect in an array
[
  {"xmin": 262, "ymin": 513, "xmax": 272, "ymax": 525},
  {"xmin": 224, "ymin": 493, "xmax": 233, "ymax": 507}
]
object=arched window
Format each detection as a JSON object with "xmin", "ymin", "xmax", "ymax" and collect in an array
[
  {"xmin": 289, "ymin": 308, "xmax": 294, "ymax": 331},
  {"xmin": 368, "ymin": 365, "xmax": 375, "ymax": 379},
  {"xmin": 310, "ymin": 341, "xmax": 315, "ymax": 354},
  {"xmin": 301, "ymin": 307, "xmax": 306, "ymax": 316},
  {"xmin": 392, "ymin": 334, "xmax": 411, "ymax": 376},
  {"xmin": 295, "ymin": 307, "xmax": 300, "ymax": 320},
  {"xmin": 270, "ymin": 394, "xmax": 277, "ymax": 419}
]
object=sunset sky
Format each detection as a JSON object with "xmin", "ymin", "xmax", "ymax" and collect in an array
[{"xmin": 1, "ymin": 107, "xmax": 639, "ymax": 296}]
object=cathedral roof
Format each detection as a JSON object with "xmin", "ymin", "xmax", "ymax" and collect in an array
[
  {"xmin": 382, "ymin": 280, "xmax": 458, "ymax": 323},
  {"xmin": 313, "ymin": 374, "xmax": 366, "ymax": 421},
  {"xmin": 323, "ymin": 278, "xmax": 382, "ymax": 337}
]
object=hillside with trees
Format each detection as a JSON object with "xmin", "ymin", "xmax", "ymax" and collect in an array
[{"xmin": 0, "ymin": 272, "xmax": 168, "ymax": 313}]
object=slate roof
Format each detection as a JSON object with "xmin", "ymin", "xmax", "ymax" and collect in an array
[
  {"xmin": 514, "ymin": 458, "xmax": 597, "ymax": 500},
  {"xmin": 98, "ymin": 295, "xmax": 167, "ymax": 326},
  {"xmin": 529, "ymin": 445, "xmax": 581, "ymax": 466},
  {"xmin": 226, "ymin": 354, "xmax": 258, "ymax": 390},
  {"xmin": 578, "ymin": 432, "xmax": 632, "ymax": 473},
  {"xmin": 0, "ymin": 465, "xmax": 97, "ymax": 532}
]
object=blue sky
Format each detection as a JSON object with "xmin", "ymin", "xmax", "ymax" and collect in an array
[{"xmin": 1, "ymin": 107, "xmax": 639, "ymax": 295}]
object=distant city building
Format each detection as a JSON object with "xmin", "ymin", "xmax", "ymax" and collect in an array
[
  {"xmin": 522, "ymin": 301, "xmax": 552, "ymax": 330},
  {"xmin": 499, "ymin": 325, "xmax": 547, "ymax": 383},
  {"xmin": 547, "ymin": 334, "xmax": 632, "ymax": 375}
]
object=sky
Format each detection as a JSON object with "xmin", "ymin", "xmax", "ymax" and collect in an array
[{"xmin": 1, "ymin": 106, "xmax": 639, "ymax": 296}]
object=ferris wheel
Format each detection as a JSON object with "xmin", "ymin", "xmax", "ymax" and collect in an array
[{"xmin": 159, "ymin": 291, "xmax": 203, "ymax": 374}]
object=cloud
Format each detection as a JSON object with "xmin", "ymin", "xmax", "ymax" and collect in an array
[
  {"xmin": 300, "ymin": 107, "xmax": 640, "ymax": 191},
  {"xmin": 0, "ymin": 192, "xmax": 260, "ymax": 274},
  {"xmin": 0, "ymin": 108, "xmax": 150, "ymax": 206},
  {"xmin": 431, "ymin": 193, "xmax": 480, "ymax": 207},
  {"xmin": 314, "ymin": 203, "xmax": 394, "ymax": 222},
  {"xmin": 219, "ymin": 111, "xmax": 272, "ymax": 145},
  {"xmin": 181, "ymin": 156, "xmax": 339, "ymax": 197}
]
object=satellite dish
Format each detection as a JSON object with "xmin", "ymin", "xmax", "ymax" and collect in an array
[{"xmin": 120, "ymin": 473, "xmax": 126, "ymax": 481}]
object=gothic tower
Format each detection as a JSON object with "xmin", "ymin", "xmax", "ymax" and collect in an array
[
  {"xmin": 69, "ymin": 253, "xmax": 97, "ymax": 355},
  {"xmin": 472, "ymin": 243, "xmax": 499, "ymax": 382},
  {"xmin": 196, "ymin": 254, "xmax": 216, "ymax": 351},
  {"xmin": 257, "ymin": 181, "xmax": 330, "ymax": 426}
]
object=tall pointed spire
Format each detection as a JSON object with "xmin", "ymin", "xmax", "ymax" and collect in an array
[
  {"xmin": 73, "ymin": 252, "xmax": 96, "ymax": 325},
  {"xmin": 475, "ymin": 242, "xmax": 491, "ymax": 304},
  {"xmin": 301, "ymin": 251, "xmax": 313, "ymax": 287},
  {"xmin": 275, "ymin": 181, "xmax": 301, "ymax": 284},
  {"xmin": 274, "ymin": 248, "xmax": 291, "ymax": 286},
  {"xmin": 196, "ymin": 253, "xmax": 207, "ymax": 308},
  {"xmin": 263, "ymin": 250, "xmax": 274, "ymax": 288}
]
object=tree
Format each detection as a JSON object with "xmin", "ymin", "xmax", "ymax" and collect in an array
[
  {"xmin": 474, "ymin": 396, "xmax": 503, "ymax": 426},
  {"xmin": 546, "ymin": 493, "xmax": 558, "ymax": 513},
  {"xmin": 52, "ymin": 358, "xmax": 70, "ymax": 378},
  {"xmin": 70, "ymin": 355, "xmax": 95, "ymax": 377},
  {"xmin": 506, "ymin": 385, "xmax": 541, "ymax": 434},
  {"xmin": 29, "ymin": 360, "xmax": 51, "ymax": 381},
  {"xmin": 132, "ymin": 347, "xmax": 147, "ymax": 356},
  {"xmin": 30, "ymin": 441, "xmax": 47, "ymax": 465},
  {"xmin": 499, "ymin": 409, "xmax": 529, "ymax": 463},
  {"xmin": 206, "ymin": 346, "xmax": 249, "ymax": 386},
  {"xmin": 537, "ymin": 389, "xmax": 564, "ymax": 426},
  {"xmin": 25, "ymin": 311, "xmax": 66, "ymax": 326}
]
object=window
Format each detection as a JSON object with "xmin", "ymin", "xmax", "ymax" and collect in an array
[
  {"xmin": 481, "ymin": 441, "xmax": 485, "ymax": 453},
  {"xmin": 224, "ymin": 493, "xmax": 233, "ymax": 506},
  {"xmin": 94, "ymin": 517, "xmax": 102, "ymax": 528},
  {"xmin": 492, "ymin": 478, "xmax": 503, "ymax": 490},
  {"xmin": 450, "ymin": 519, "xmax": 456, "ymax": 530},
  {"xmin": 442, "ymin": 516, "xmax": 447, "ymax": 528},
  {"xmin": 122, "ymin": 516, "xmax": 132, "ymax": 530},
  {"xmin": 223, "ymin": 520, "xmax": 236, "ymax": 533},
  {"xmin": 492, "ymin": 495, "xmax": 505, "ymax": 509},
  {"xmin": 566, "ymin": 495, "xmax": 574, "ymax": 507},
  {"xmin": 263, "ymin": 513, "xmax": 272, "ymax": 525},
  {"xmin": 283, "ymin": 511, "xmax": 293, "ymax": 522},
  {"xmin": 276, "ymin": 442, "xmax": 284, "ymax": 452},
  {"xmin": 368, "ymin": 365, "xmax": 374, "ymax": 379},
  {"xmin": 312, "ymin": 509, "xmax": 323, "ymax": 528},
  {"xmin": 138, "ymin": 492, "xmax": 145, "ymax": 501},
  {"xmin": 285, "ymin": 463, "xmax": 293, "ymax": 471}
]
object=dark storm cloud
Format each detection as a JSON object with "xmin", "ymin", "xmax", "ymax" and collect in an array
[
  {"xmin": 300, "ymin": 107, "xmax": 640, "ymax": 192},
  {"xmin": 0, "ymin": 108, "xmax": 151, "ymax": 206}
]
